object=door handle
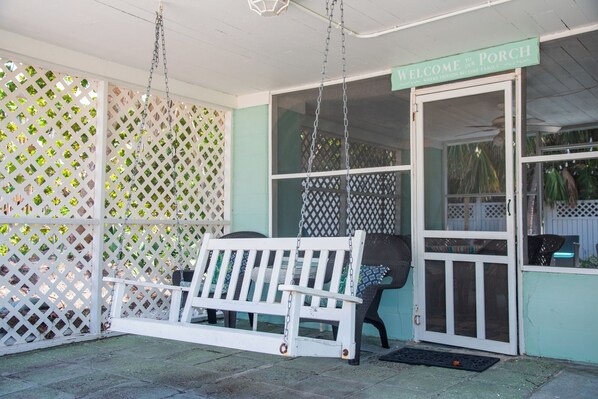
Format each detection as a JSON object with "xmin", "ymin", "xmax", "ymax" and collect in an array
[{"xmin": 507, "ymin": 199, "xmax": 512, "ymax": 216}]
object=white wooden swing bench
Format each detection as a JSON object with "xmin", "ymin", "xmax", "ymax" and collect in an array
[{"xmin": 105, "ymin": 230, "xmax": 366, "ymax": 360}]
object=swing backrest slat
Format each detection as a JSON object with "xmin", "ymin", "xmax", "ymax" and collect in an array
[{"xmin": 184, "ymin": 232, "xmax": 366, "ymax": 318}]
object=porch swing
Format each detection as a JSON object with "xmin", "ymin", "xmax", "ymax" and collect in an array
[{"xmin": 104, "ymin": 0, "xmax": 367, "ymax": 361}]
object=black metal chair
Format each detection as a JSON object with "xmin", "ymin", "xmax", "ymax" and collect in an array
[
  {"xmin": 527, "ymin": 234, "xmax": 565, "ymax": 265},
  {"xmin": 172, "ymin": 231, "xmax": 267, "ymax": 326},
  {"xmin": 325, "ymin": 233, "xmax": 412, "ymax": 365}
]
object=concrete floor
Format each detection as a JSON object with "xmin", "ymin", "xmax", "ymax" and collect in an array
[{"xmin": 1, "ymin": 323, "xmax": 598, "ymax": 399}]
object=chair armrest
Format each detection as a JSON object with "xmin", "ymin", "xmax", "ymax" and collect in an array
[
  {"xmin": 104, "ymin": 277, "xmax": 189, "ymax": 292},
  {"xmin": 278, "ymin": 284, "xmax": 363, "ymax": 304}
]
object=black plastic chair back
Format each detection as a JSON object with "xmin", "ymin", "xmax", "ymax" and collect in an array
[
  {"xmin": 527, "ymin": 234, "xmax": 565, "ymax": 265},
  {"xmin": 361, "ymin": 233, "xmax": 412, "ymax": 289}
]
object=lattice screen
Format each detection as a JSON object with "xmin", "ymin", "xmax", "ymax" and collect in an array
[
  {"xmin": 103, "ymin": 85, "xmax": 227, "ymax": 321},
  {"xmin": 352, "ymin": 173, "xmax": 397, "ymax": 234},
  {"xmin": 301, "ymin": 130, "xmax": 341, "ymax": 172},
  {"xmin": 304, "ymin": 177, "xmax": 341, "ymax": 237},
  {"xmin": 1, "ymin": 57, "xmax": 229, "ymax": 350},
  {"xmin": 556, "ymin": 200, "xmax": 598, "ymax": 218},
  {"xmin": 300, "ymin": 130, "xmax": 399, "ymax": 235},
  {"xmin": 484, "ymin": 203, "xmax": 506, "ymax": 219},
  {"xmin": 1, "ymin": 59, "xmax": 98, "ymax": 347},
  {"xmin": 0, "ymin": 61, "xmax": 98, "ymax": 218}
]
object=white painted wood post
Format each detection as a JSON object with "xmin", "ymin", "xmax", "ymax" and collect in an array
[
  {"xmin": 169, "ymin": 289, "xmax": 183, "ymax": 322},
  {"xmin": 91, "ymin": 80, "xmax": 108, "ymax": 336},
  {"xmin": 110, "ymin": 282, "xmax": 126, "ymax": 320},
  {"xmin": 285, "ymin": 291, "xmax": 302, "ymax": 357}
]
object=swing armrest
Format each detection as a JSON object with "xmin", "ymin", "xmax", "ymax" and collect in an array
[
  {"xmin": 104, "ymin": 277, "xmax": 190, "ymax": 292},
  {"xmin": 278, "ymin": 284, "xmax": 363, "ymax": 304}
]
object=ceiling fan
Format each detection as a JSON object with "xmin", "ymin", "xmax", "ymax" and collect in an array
[
  {"xmin": 469, "ymin": 115, "xmax": 562, "ymax": 133},
  {"xmin": 463, "ymin": 115, "xmax": 562, "ymax": 147}
]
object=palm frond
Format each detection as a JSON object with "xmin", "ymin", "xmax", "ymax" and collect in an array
[
  {"xmin": 561, "ymin": 167, "xmax": 578, "ymax": 208},
  {"xmin": 544, "ymin": 166, "xmax": 567, "ymax": 207}
]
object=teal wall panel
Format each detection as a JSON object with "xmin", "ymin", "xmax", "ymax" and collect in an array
[
  {"xmin": 523, "ymin": 271, "xmax": 598, "ymax": 364},
  {"xmin": 231, "ymin": 105, "xmax": 269, "ymax": 234}
]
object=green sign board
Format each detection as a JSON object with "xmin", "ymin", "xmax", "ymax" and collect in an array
[{"xmin": 391, "ymin": 38, "xmax": 539, "ymax": 91}]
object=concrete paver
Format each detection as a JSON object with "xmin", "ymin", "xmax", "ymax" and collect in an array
[{"xmin": 1, "ymin": 331, "xmax": 598, "ymax": 399}]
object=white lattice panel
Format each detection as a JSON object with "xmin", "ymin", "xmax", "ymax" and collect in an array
[
  {"xmin": 106, "ymin": 86, "xmax": 226, "ymax": 221},
  {"xmin": 0, "ymin": 60, "xmax": 98, "ymax": 218},
  {"xmin": 556, "ymin": 200, "xmax": 598, "ymax": 218},
  {"xmin": 1, "ymin": 58, "xmax": 99, "ymax": 349},
  {"xmin": 448, "ymin": 204, "xmax": 466, "ymax": 219},
  {"xmin": 301, "ymin": 130, "xmax": 341, "ymax": 172},
  {"xmin": 1, "ymin": 56, "xmax": 230, "ymax": 352},
  {"xmin": 352, "ymin": 193, "xmax": 396, "ymax": 234},
  {"xmin": 103, "ymin": 223, "xmax": 224, "ymax": 320},
  {"xmin": 0, "ymin": 223, "xmax": 94, "ymax": 346},
  {"xmin": 545, "ymin": 200, "xmax": 598, "ymax": 260},
  {"xmin": 350, "ymin": 142, "xmax": 396, "ymax": 169},
  {"xmin": 299, "ymin": 126, "xmax": 400, "ymax": 235},
  {"xmin": 484, "ymin": 203, "xmax": 506, "ymax": 218},
  {"xmin": 103, "ymin": 85, "xmax": 227, "ymax": 322},
  {"xmin": 447, "ymin": 202, "xmax": 506, "ymax": 231},
  {"xmin": 304, "ymin": 177, "xmax": 341, "ymax": 237}
]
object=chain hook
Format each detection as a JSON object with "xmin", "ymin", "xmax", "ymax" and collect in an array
[{"xmin": 106, "ymin": 3, "xmax": 184, "ymax": 326}]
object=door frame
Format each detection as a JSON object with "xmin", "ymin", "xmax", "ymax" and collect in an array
[{"xmin": 411, "ymin": 72, "xmax": 520, "ymax": 355}]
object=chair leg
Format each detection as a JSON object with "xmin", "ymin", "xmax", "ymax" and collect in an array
[
  {"xmin": 365, "ymin": 315, "xmax": 389, "ymax": 348},
  {"xmin": 207, "ymin": 308, "xmax": 218, "ymax": 324},
  {"xmin": 224, "ymin": 311, "xmax": 236, "ymax": 328},
  {"xmin": 364, "ymin": 291, "xmax": 390, "ymax": 348}
]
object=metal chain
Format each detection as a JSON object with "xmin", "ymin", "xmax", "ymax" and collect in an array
[
  {"xmin": 294, "ymin": 0, "xmax": 337, "ymax": 254},
  {"xmin": 158, "ymin": 9, "xmax": 186, "ymax": 282},
  {"xmin": 339, "ymin": 0, "xmax": 355, "ymax": 297},
  {"xmin": 107, "ymin": 5, "xmax": 181, "ymax": 326},
  {"xmin": 281, "ymin": 0, "xmax": 340, "ymax": 354}
]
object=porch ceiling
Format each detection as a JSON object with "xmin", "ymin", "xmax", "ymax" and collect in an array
[{"xmin": 1, "ymin": 0, "xmax": 597, "ymax": 99}]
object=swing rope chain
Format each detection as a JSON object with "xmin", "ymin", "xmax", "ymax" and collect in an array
[
  {"xmin": 281, "ymin": 0, "xmax": 354, "ymax": 355},
  {"xmin": 106, "ymin": 5, "xmax": 184, "ymax": 326}
]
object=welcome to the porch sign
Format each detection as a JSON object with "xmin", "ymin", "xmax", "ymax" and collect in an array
[{"xmin": 391, "ymin": 38, "xmax": 539, "ymax": 90}]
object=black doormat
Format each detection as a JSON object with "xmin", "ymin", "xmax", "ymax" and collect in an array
[{"xmin": 379, "ymin": 347, "xmax": 499, "ymax": 372}]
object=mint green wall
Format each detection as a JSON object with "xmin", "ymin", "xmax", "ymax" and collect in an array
[
  {"xmin": 523, "ymin": 272, "xmax": 598, "ymax": 364},
  {"xmin": 400, "ymin": 169, "xmax": 412, "ymax": 235},
  {"xmin": 231, "ymin": 105, "xmax": 269, "ymax": 234},
  {"xmin": 424, "ymin": 148, "xmax": 443, "ymax": 230},
  {"xmin": 364, "ymin": 270, "xmax": 414, "ymax": 340}
]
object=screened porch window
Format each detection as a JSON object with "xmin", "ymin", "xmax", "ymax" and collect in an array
[
  {"xmin": 271, "ymin": 75, "xmax": 411, "ymax": 237},
  {"xmin": 521, "ymin": 29, "xmax": 598, "ymax": 270}
]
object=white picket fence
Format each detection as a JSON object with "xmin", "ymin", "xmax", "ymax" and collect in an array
[
  {"xmin": 448, "ymin": 200, "xmax": 598, "ymax": 260},
  {"xmin": 544, "ymin": 200, "xmax": 598, "ymax": 260},
  {"xmin": 447, "ymin": 201, "xmax": 507, "ymax": 231}
]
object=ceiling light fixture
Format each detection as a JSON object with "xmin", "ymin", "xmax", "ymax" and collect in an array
[{"xmin": 248, "ymin": 0, "xmax": 290, "ymax": 16}]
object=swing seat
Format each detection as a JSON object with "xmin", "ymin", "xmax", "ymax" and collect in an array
[{"xmin": 105, "ymin": 230, "xmax": 367, "ymax": 360}]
